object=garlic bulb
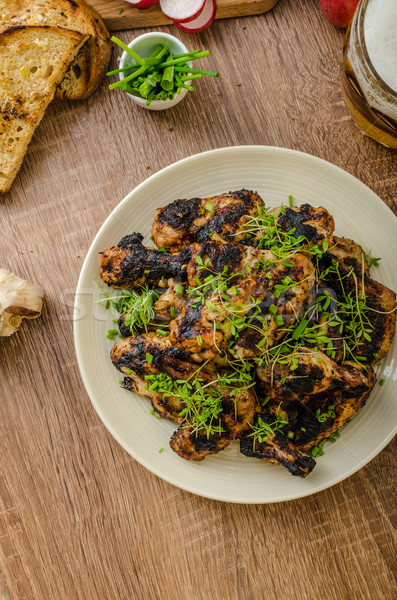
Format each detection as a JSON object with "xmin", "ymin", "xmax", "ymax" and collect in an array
[{"xmin": 0, "ymin": 268, "xmax": 43, "ymax": 336}]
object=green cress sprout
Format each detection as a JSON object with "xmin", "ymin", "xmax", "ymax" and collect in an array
[{"xmin": 107, "ymin": 37, "xmax": 218, "ymax": 106}]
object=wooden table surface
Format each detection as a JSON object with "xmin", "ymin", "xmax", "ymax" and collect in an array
[{"xmin": 1, "ymin": 1, "xmax": 396, "ymax": 598}]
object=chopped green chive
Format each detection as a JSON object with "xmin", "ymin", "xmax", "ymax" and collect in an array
[
  {"xmin": 275, "ymin": 314, "xmax": 284, "ymax": 327},
  {"xmin": 205, "ymin": 201, "xmax": 215, "ymax": 214},
  {"xmin": 292, "ymin": 319, "xmax": 308, "ymax": 340},
  {"xmin": 156, "ymin": 329, "xmax": 168, "ymax": 336}
]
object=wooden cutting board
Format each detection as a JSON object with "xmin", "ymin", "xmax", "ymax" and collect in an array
[{"xmin": 88, "ymin": 0, "xmax": 279, "ymax": 31}]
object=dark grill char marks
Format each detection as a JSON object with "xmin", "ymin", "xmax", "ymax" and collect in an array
[
  {"xmin": 321, "ymin": 240, "xmax": 396, "ymax": 365},
  {"xmin": 100, "ymin": 233, "xmax": 191, "ymax": 289},
  {"xmin": 292, "ymin": 362, "xmax": 376, "ymax": 450},
  {"xmin": 170, "ymin": 244, "xmax": 315, "ymax": 362},
  {"xmin": 151, "ymin": 190, "xmax": 264, "ymax": 252},
  {"xmin": 240, "ymin": 435, "xmax": 316, "ymax": 478},
  {"xmin": 256, "ymin": 358, "xmax": 376, "ymax": 452},
  {"xmin": 157, "ymin": 197, "xmax": 202, "ymax": 230},
  {"xmin": 274, "ymin": 204, "xmax": 335, "ymax": 245},
  {"xmin": 170, "ymin": 427, "xmax": 231, "ymax": 461},
  {"xmin": 110, "ymin": 333, "xmax": 192, "ymax": 378},
  {"xmin": 110, "ymin": 333, "xmax": 257, "ymax": 460},
  {"xmin": 186, "ymin": 241, "xmax": 245, "ymax": 286},
  {"xmin": 256, "ymin": 349, "xmax": 370, "ymax": 402},
  {"xmin": 169, "ymin": 299, "xmax": 227, "ymax": 362}
]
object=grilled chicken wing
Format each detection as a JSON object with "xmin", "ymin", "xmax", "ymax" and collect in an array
[
  {"xmin": 358, "ymin": 276, "xmax": 396, "ymax": 363},
  {"xmin": 100, "ymin": 232, "xmax": 191, "ymax": 289},
  {"xmin": 256, "ymin": 357, "xmax": 375, "ymax": 452},
  {"xmin": 111, "ymin": 333, "xmax": 257, "ymax": 460},
  {"xmin": 111, "ymin": 333, "xmax": 193, "ymax": 421},
  {"xmin": 321, "ymin": 240, "xmax": 396, "ymax": 364},
  {"xmin": 256, "ymin": 348, "xmax": 370, "ymax": 402},
  {"xmin": 292, "ymin": 362, "xmax": 376, "ymax": 450},
  {"xmin": 151, "ymin": 189, "xmax": 264, "ymax": 252},
  {"xmin": 170, "ymin": 427, "xmax": 231, "ymax": 460},
  {"xmin": 240, "ymin": 434, "xmax": 316, "ymax": 477},
  {"xmin": 239, "ymin": 401, "xmax": 316, "ymax": 477},
  {"xmin": 270, "ymin": 204, "xmax": 335, "ymax": 246}
]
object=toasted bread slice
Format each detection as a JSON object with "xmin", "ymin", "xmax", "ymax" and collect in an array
[
  {"xmin": 0, "ymin": 25, "xmax": 89, "ymax": 194},
  {"xmin": 0, "ymin": 0, "xmax": 111, "ymax": 100}
]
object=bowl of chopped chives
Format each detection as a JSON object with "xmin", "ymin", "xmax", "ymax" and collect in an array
[{"xmin": 107, "ymin": 32, "xmax": 218, "ymax": 111}]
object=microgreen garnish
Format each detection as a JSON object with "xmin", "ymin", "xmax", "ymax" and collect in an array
[
  {"xmin": 364, "ymin": 249, "xmax": 381, "ymax": 268},
  {"xmin": 97, "ymin": 283, "xmax": 160, "ymax": 336},
  {"xmin": 248, "ymin": 409, "xmax": 288, "ymax": 446},
  {"xmin": 145, "ymin": 370, "xmax": 224, "ymax": 437}
]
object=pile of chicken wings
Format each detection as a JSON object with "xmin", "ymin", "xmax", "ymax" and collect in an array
[{"xmin": 100, "ymin": 190, "xmax": 396, "ymax": 477}]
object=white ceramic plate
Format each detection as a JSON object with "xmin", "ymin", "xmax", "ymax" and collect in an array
[{"xmin": 74, "ymin": 146, "xmax": 397, "ymax": 503}]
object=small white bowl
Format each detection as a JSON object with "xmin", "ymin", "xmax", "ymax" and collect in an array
[{"xmin": 119, "ymin": 32, "xmax": 191, "ymax": 111}]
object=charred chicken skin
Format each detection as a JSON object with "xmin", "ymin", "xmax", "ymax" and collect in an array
[
  {"xmin": 169, "ymin": 242, "xmax": 316, "ymax": 362},
  {"xmin": 100, "ymin": 190, "xmax": 396, "ymax": 478},
  {"xmin": 320, "ymin": 236, "xmax": 396, "ymax": 364},
  {"xmin": 270, "ymin": 204, "xmax": 335, "ymax": 247},
  {"xmin": 111, "ymin": 333, "xmax": 257, "ymax": 461},
  {"xmin": 151, "ymin": 189, "xmax": 264, "ymax": 252},
  {"xmin": 100, "ymin": 232, "xmax": 191, "ymax": 289}
]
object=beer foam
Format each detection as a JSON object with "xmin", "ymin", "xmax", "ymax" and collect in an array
[{"xmin": 364, "ymin": 0, "xmax": 397, "ymax": 92}]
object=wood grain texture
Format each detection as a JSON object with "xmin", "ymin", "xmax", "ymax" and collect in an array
[
  {"xmin": 0, "ymin": 1, "xmax": 396, "ymax": 599},
  {"xmin": 89, "ymin": 0, "xmax": 279, "ymax": 30}
]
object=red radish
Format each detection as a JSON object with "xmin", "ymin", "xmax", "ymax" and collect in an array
[
  {"xmin": 160, "ymin": 0, "xmax": 205, "ymax": 23},
  {"xmin": 173, "ymin": 0, "xmax": 216, "ymax": 33},
  {"xmin": 319, "ymin": 0, "xmax": 360, "ymax": 28},
  {"xmin": 123, "ymin": 0, "xmax": 160, "ymax": 8}
]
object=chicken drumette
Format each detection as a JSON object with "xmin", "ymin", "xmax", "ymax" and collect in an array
[
  {"xmin": 111, "ymin": 333, "xmax": 257, "ymax": 461},
  {"xmin": 151, "ymin": 189, "xmax": 264, "ymax": 252}
]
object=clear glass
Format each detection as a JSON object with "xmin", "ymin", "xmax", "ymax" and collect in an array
[{"xmin": 341, "ymin": 0, "xmax": 397, "ymax": 149}]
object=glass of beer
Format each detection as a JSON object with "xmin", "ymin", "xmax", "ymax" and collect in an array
[{"xmin": 341, "ymin": 0, "xmax": 397, "ymax": 149}]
